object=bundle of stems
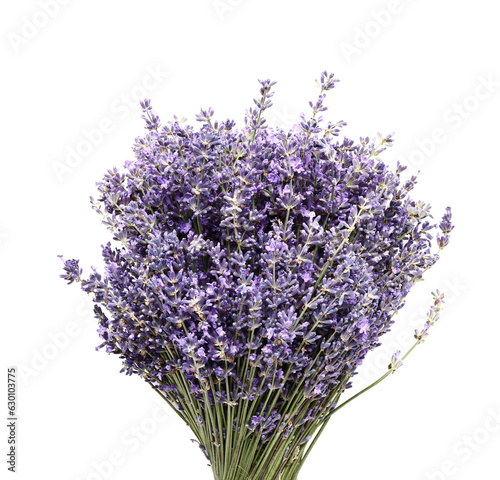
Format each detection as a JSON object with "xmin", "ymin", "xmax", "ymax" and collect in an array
[{"xmin": 59, "ymin": 72, "xmax": 453, "ymax": 480}]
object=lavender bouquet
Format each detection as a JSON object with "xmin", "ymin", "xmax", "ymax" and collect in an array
[{"xmin": 60, "ymin": 72, "xmax": 453, "ymax": 480}]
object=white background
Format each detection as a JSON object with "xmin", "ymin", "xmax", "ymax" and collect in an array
[{"xmin": 1, "ymin": 1, "xmax": 499, "ymax": 479}]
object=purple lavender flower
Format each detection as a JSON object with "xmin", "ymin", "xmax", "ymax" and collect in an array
[
  {"xmin": 57, "ymin": 256, "xmax": 81, "ymax": 284},
  {"xmin": 60, "ymin": 72, "xmax": 453, "ymax": 480}
]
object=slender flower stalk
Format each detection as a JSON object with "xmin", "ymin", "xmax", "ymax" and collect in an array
[{"xmin": 59, "ymin": 72, "xmax": 453, "ymax": 480}]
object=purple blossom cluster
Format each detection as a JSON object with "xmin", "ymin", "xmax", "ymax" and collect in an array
[{"xmin": 60, "ymin": 72, "xmax": 452, "ymax": 480}]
